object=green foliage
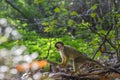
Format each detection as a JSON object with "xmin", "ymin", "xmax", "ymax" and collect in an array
[{"xmin": 1, "ymin": 0, "xmax": 120, "ymax": 62}]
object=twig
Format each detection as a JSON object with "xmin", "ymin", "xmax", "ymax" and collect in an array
[
  {"xmin": 94, "ymin": 31, "xmax": 116, "ymax": 49},
  {"xmin": 92, "ymin": 26, "xmax": 112, "ymax": 59}
]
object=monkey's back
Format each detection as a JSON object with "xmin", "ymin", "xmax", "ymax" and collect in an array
[
  {"xmin": 64, "ymin": 46, "xmax": 85, "ymax": 59},
  {"xmin": 63, "ymin": 45, "xmax": 105, "ymax": 68}
]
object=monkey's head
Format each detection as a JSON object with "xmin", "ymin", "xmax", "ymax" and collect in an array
[{"xmin": 55, "ymin": 42, "xmax": 64, "ymax": 51}]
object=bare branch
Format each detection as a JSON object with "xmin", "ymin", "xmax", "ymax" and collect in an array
[{"xmin": 92, "ymin": 26, "xmax": 113, "ymax": 59}]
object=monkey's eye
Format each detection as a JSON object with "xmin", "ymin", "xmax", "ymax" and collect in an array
[{"xmin": 55, "ymin": 46, "xmax": 59, "ymax": 49}]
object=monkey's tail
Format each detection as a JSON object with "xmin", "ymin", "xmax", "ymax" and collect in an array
[{"xmin": 87, "ymin": 58, "xmax": 105, "ymax": 68}]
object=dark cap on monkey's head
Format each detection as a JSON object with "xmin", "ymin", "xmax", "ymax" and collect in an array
[{"xmin": 55, "ymin": 41, "xmax": 64, "ymax": 48}]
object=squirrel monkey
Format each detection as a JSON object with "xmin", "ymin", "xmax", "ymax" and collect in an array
[{"xmin": 55, "ymin": 41, "xmax": 105, "ymax": 73}]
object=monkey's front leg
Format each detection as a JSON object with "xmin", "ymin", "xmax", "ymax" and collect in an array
[
  {"xmin": 73, "ymin": 59, "xmax": 82, "ymax": 74},
  {"xmin": 73, "ymin": 60, "xmax": 76, "ymax": 72},
  {"xmin": 60, "ymin": 56, "xmax": 68, "ymax": 68},
  {"xmin": 59, "ymin": 56, "xmax": 69, "ymax": 72}
]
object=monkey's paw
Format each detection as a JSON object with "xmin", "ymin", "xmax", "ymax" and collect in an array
[{"xmin": 59, "ymin": 64, "xmax": 66, "ymax": 68}]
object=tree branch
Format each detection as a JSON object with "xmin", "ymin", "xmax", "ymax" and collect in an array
[
  {"xmin": 92, "ymin": 30, "xmax": 116, "ymax": 49},
  {"xmin": 5, "ymin": 0, "xmax": 41, "ymax": 32},
  {"xmin": 92, "ymin": 26, "xmax": 113, "ymax": 59},
  {"xmin": 5, "ymin": 0, "xmax": 31, "ymax": 22}
]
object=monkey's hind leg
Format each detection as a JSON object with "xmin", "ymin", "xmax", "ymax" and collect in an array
[{"xmin": 72, "ymin": 60, "xmax": 84, "ymax": 75}]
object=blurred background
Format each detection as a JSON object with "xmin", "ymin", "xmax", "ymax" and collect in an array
[{"xmin": 0, "ymin": 0, "xmax": 120, "ymax": 79}]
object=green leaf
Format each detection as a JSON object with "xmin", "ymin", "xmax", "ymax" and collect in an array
[
  {"xmin": 90, "ymin": 13, "xmax": 96, "ymax": 18},
  {"xmin": 91, "ymin": 4, "xmax": 98, "ymax": 10},
  {"xmin": 44, "ymin": 26, "xmax": 53, "ymax": 32},
  {"xmin": 68, "ymin": 19, "xmax": 74, "ymax": 26},
  {"xmin": 54, "ymin": 7, "xmax": 60, "ymax": 13},
  {"xmin": 34, "ymin": 0, "xmax": 43, "ymax": 4},
  {"xmin": 94, "ymin": 52, "xmax": 101, "ymax": 59},
  {"xmin": 22, "ymin": 23, "xmax": 27, "ymax": 27},
  {"xmin": 70, "ymin": 11, "xmax": 78, "ymax": 16},
  {"xmin": 42, "ymin": 22, "xmax": 48, "ymax": 26},
  {"xmin": 116, "ymin": 14, "xmax": 120, "ymax": 17},
  {"xmin": 0, "ymin": 36, "xmax": 7, "ymax": 43},
  {"xmin": 99, "ymin": 30, "xmax": 106, "ymax": 35}
]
